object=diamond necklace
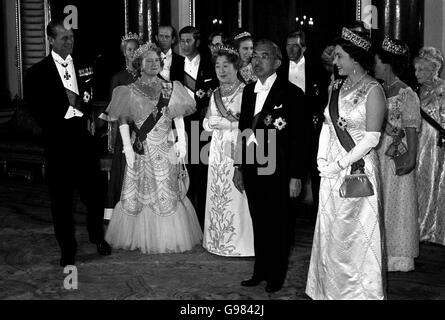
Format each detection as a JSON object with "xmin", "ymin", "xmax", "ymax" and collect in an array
[{"xmin": 342, "ymin": 72, "xmax": 367, "ymax": 91}]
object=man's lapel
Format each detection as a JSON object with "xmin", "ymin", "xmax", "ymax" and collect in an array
[{"xmin": 252, "ymin": 79, "xmax": 282, "ymax": 130}]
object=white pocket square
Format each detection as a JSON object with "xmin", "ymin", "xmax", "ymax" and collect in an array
[
  {"xmin": 274, "ymin": 104, "xmax": 283, "ymax": 110},
  {"xmin": 204, "ymin": 78, "xmax": 212, "ymax": 83},
  {"xmin": 64, "ymin": 106, "xmax": 83, "ymax": 119}
]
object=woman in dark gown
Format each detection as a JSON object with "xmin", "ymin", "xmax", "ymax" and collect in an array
[{"xmin": 103, "ymin": 33, "xmax": 141, "ymax": 219}]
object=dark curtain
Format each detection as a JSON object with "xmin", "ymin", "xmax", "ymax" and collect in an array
[
  {"xmin": 373, "ymin": 0, "xmax": 424, "ymax": 88},
  {"xmin": 0, "ymin": 8, "xmax": 8, "ymax": 104},
  {"xmin": 195, "ymin": 0, "xmax": 358, "ymax": 61}
]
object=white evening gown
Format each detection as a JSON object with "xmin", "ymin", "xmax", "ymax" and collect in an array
[{"xmin": 306, "ymin": 81, "xmax": 385, "ymax": 300}]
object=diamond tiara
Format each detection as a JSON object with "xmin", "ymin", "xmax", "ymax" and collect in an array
[
  {"xmin": 134, "ymin": 42, "xmax": 160, "ymax": 59},
  {"xmin": 341, "ymin": 27, "xmax": 371, "ymax": 51},
  {"xmin": 381, "ymin": 36, "xmax": 408, "ymax": 56},
  {"xmin": 213, "ymin": 44, "xmax": 239, "ymax": 56},
  {"xmin": 234, "ymin": 31, "xmax": 251, "ymax": 40},
  {"xmin": 121, "ymin": 32, "xmax": 141, "ymax": 43}
]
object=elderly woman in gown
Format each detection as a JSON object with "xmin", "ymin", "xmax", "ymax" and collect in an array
[
  {"xmin": 414, "ymin": 47, "xmax": 445, "ymax": 246},
  {"xmin": 104, "ymin": 42, "xmax": 202, "ymax": 253},
  {"xmin": 202, "ymin": 45, "xmax": 254, "ymax": 257}
]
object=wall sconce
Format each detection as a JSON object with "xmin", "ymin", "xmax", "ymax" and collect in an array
[
  {"xmin": 212, "ymin": 19, "xmax": 223, "ymax": 25},
  {"xmin": 295, "ymin": 16, "xmax": 314, "ymax": 28}
]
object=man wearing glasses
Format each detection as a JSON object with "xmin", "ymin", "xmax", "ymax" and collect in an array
[{"xmin": 233, "ymin": 39, "xmax": 308, "ymax": 293}]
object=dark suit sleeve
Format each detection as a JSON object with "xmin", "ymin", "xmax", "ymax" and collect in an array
[
  {"xmin": 235, "ymin": 83, "xmax": 253, "ymax": 167},
  {"xmin": 24, "ymin": 65, "xmax": 47, "ymax": 129},
  {"xmin": 288, "ymin": 83, "xmax": 309, "ymax": 179}
]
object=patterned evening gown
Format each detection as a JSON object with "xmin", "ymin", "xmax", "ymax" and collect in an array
[
  {"xmin": 377, "ymin": 87, "xmax": 421, "ymax": 271},
  {"xmin": 202, "ymin": 82, "xmax": 254, "ymax": 257},
  {"xmin": 104, "ymin": 80, "xmax": 202, "ymax": 253},
  {"xmin": 306, "ymin": 81, "xmax": 385, "ymax": 300},
  {"xmin": 416, "ymin": 79, "xmax": 445, "ymax": 246}
]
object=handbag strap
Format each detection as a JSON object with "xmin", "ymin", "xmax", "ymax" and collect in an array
[{"xmin": 328, "ymin": 80, "xmax": 365, "ymax": 173}]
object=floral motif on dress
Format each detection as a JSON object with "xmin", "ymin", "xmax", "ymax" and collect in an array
[{"xmin": 206, "ymin": 137, "xmax": 239, "ymax": 256}]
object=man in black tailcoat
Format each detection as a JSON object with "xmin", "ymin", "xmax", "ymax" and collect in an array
[
  {"xmin": 24, "ymin": 19, "xmax": 111, "ymax": 267},
  {"xmin": 277, "ymin": 30, "xmax": 325, "ymax": 217},
  {"xmin": 179, "ymin": 26, "xmax": 218, "ymax": 229},
  {"xmin": 233, "ymin": 39, "xmax": 308, "ymax": 293}
]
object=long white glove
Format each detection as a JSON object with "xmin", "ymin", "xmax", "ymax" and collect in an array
[
  {"xmin": 319, "ymin": 131, "xmax": 381, "ymax": 177},
  {"xmin": 317, "ymin": 122, "xmax": 330, "ymax": 168},
  {"xmin": 204, "ymin": 115, "xmax": 234, "ymax": 131},
  {"xmin": 119, "ymin": 124, "xmax": 135, "ymax": 169},
  {"xmin": 173, "ymin": 117, "xmax": 187, "ymax": 161}
]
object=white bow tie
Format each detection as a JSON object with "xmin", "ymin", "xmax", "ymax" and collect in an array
[
  {"xmin": 54, "ymin": 55, "xmax": 73, "ymax": 66},
  {"xmin": 64, "ymin": 106, "xmax": 83, "ymax": 119},
  {"xmin": 254, "ymin": 82, "xmax": 270, "ymax": 93}
]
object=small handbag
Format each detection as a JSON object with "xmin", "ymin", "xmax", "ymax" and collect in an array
[
  {"xmin": 339, "ymin": 172, "xmax": 374, "ymax": 198},
  {"xmin": 392, "ymin": 151, "xmax": 410, "ymax": 173},
  {"xmin": 178, "ymin": 161, "xmax": 189, "ymax": 200}
]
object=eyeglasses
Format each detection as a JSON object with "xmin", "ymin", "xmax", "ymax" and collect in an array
[
  {"xmin": 251, "ymin": 53, "xmax": 272, "ymax": 61},
  {"xmin": 144, "ymin": 58, "xmax": 161, "ymax": 64}
]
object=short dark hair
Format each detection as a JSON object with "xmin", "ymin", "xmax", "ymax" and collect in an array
[
  {"xmin": 254, "ymin": 39, "xmax": 282, "ymax": 61},
  {"xmin": 179, "ymin": 26, "xmax": 200, "ymax": 41},
  {"xmin": 377, "ymin": 40, "xmax": 410, "ymax": 77},
  {"xmin": 46, "ymin": 18, "xmax": 66, "ymax": 38},
  {"xmin": 286, "ymin": 30, "xmax": 306, "ymax": 48},
  {"xmin": 158, "ymin": 25, "xmax": 178, "ymax": 46},
  {"xmin": 208, "ymin": 31, "xmax": 227, "ymax": 45},
  {"xmin": 334, "ymin": 30, "xmax": 374, "ymax": 72}
]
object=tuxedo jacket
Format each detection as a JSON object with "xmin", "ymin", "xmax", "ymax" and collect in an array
[
  {"xmin": 277, "ymin": 55, "xmax": 326, "ymax": 126},
  {"xmin": 237, "ymin": 76, "xmax": 308, "ymax": 181},
  {"xmin": 185, "ymin": 52, "xmax": 218, "ymax": 121},
  {"xmin": 24, "ymin": 54, "xmax": 95, "ymax": 158},
  {"xmin": 169, "ymin": 51, "xmax": 185, "ymax": 83}
]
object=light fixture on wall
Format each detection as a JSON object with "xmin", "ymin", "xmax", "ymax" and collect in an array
[
  {"xmin": 212, "ymin": 19, "xmax": 223, "ymax": 25},
  {"xmin": 295, "ymin": 15, "xmax": 314, "ymax": 28}
]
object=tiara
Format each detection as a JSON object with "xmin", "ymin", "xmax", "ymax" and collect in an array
[
  {"xmin": 213, "ymin": 44, "xmax": 239, "ymax": 56},
  {"xmin": 341, "ymin": 27, "xmax": 371, "ymax": 51},
  {"xmin": 134, "ymin": 42, "xmax": 159, "ymax": 59},
  {"xmin": 121, "ymin": 32, "xmax": 141, "ymax": 43},
  {"xmin": 382, "ymin": 36, "xmax": 408, "ymax": 56},
  {"xmin": 234, "ymin": 31, "xmax": 251, "ymax": 40}
]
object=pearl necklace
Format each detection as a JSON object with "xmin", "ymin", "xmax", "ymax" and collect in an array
[
  {"xmin": 342, "ymin": 72, "xmax": 367, "ymax": 91},
  {"xmin": 220, "ymin": 80, "xmax": 241, "ymax": 96}
]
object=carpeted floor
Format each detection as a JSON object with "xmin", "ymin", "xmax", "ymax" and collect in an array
[{"xmin": 1, "ymin": 176, "xmax": 445, "ymax": 300}]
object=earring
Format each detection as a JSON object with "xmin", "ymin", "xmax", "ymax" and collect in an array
[{"xmin": 353, "ymin": 69, "xmax": 357, "ymax": 75}]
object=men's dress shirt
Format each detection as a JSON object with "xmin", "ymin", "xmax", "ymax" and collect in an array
[
  {"xmin": 51, "ymin": 50, "xmax": 82, "ymax": 119},
  {"xmin": 160, "ymin": 48, "xmax": 173, "ymax": 81},
  {"xmin": 288, "ymin": 56, "xmax": 306, "ymax": 93},
  {"xmin": 254, "ymin": 73, "xmax": 277, "ymax": 116},
  {"xmin": 184, "ymin": 53, "xmax": 201, "ymax": 98},
  {"xmin": 248, "ymin": 73, "xmax": 278, "ymax": 146}
]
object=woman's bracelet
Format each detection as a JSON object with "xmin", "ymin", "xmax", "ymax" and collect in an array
[{"xmin": 337, "ymin": 160, "xmax": 345, "ymax": 170}]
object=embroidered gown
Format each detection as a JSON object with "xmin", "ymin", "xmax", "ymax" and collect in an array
[
  {"xmin": 202, "ymin": 83, "xmax": 254, "ymax": 257},
  {"xmin": 104, "ymin": 80, "xmax": 203, "ymax": 254},
  {"xmin": 416, "ymin": 79, "xmax": 445, "ymax": 246},
  {"xmin": 377, "ymin": 87, "xmax": 421, "ymax": 271},
  {"xmin": 306, "ymin": 81, "xmax": 385, "ymax": 300}
]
